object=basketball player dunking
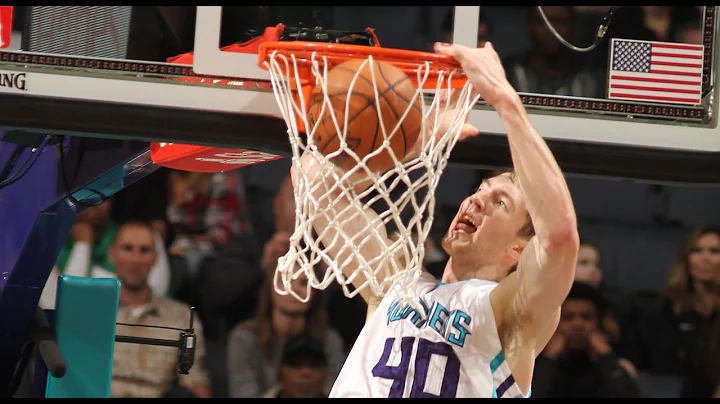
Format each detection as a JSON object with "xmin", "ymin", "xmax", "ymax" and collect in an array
[{"xmin": 293, "ymin": 41, "xmax": 579, "ymax": 398}]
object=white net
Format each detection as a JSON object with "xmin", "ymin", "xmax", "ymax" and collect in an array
[{"xmin": 265, "ymin": 48, "xmax": 479, "ymax": 312}]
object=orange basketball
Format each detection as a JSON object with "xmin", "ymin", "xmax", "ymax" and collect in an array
[{"xmin": 306, "ymin": 58, "xmax": 423, "ymax": 173}]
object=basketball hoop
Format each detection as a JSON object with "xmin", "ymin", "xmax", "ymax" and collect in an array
[{"xmin": 258, "ymin": 39, "xmax": 479, "ymax": 311}]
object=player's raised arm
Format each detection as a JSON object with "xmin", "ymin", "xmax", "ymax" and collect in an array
[
  {"xmin": 290, "ymin": 153, "xmax": 394, "ymax": 307},
  {"xmin": 435, "ymin": 42, "xmax": 579, "ymax": 329}
]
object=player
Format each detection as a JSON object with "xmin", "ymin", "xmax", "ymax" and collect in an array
[{"xmin": 291, "ymin": 41, "xmax": 579, "ymax": 398}]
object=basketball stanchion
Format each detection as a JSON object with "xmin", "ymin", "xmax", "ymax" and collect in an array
[
  {"xmin": 258, "ymin": 39, "xmax": 480, "ymax": 313},
  {"xmin": 149, "ymin": 24, "xmax": 286, "ymax": 173}
]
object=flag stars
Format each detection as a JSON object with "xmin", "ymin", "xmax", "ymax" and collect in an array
[{"xmin": 612, "ymin": 42, "xmax": 651, "ymax": 72}]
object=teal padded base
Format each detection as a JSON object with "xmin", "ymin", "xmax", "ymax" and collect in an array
[{"xmin": 45, "ymin": 275, "xmax": 120, "ymax": 398}]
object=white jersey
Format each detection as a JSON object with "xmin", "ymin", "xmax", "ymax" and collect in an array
[{"xmin": 329, "ymin": 272, "xmax": 530, "ymax": 398}]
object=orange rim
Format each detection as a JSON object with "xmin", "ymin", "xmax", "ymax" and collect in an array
[
  {"xmin": 257, "ymin": 41, "xmax": 467, "ymax": 90},
  {"xmin": 257, "ymin": 41, "xmax": 468, "ymax": 134}
]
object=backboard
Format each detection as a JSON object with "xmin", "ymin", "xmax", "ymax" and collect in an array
[
  {"xmin": 0, "ymin": 8, "xmax": 719, "ymax": 395},
  {"xmin": 1, "ymin": 6, "xmax": 719, "ymax": 183}
]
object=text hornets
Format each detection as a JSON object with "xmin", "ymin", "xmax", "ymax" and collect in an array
[{"xmin": 386, "ymin": 297, "xmax": 472, "ymax": 348}]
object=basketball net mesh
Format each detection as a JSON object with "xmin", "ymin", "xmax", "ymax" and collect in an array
[{"xmin": 265, "ymin": 50, "xmax": 478, "ymax": 312}]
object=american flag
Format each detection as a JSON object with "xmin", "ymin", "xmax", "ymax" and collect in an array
[{"xmin": 608, "ymin": 38, "xmax": 704, "ymax": 105}]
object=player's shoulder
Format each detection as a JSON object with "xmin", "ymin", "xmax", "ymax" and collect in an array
[
  {"xmin": 454, "ymin": 278, "xmax": 501, "ymax": 307},
  {"xmin": 491, "ymin": 271, "xmax": 519, "ymax": 299},
  {"xmin": 487, "ymin": 272, "xmax": 520, "ymax": 325},
  {"xmin": 405, "ymin": 272, "xmax": 499, "ymax": 311},
  {"xmin": 416, "ymin": 271, "xmax": 441, "ymax": 288},
  {"xmin": 422, "ymin": 275, "xmax": 499, "ymax": 311}
]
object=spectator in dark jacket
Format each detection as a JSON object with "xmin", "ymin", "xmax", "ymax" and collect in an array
[{"xmin": 532, "ymin": 282, "xmax": 640, "ymax": 398}]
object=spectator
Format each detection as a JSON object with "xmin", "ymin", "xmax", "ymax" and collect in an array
[
  {"xmin": 200, "ymin": 172, "xmax": 366, "ymax": 354},
  {"xmin": 166, "ymin": 169, "xmax": 253, "ymax": 275},
  {"xmin": 574, "ymin": 239, "xmax": 629, "ymax": 355},
  {"xmin": 199, "ymin": 173, "xmax": 295, "ymax": 335},
  {"xmin": 39, "ymin": 198, "xmax": 170, "ymax": 309},
  {"xmin": 628, "ymin": 6, "xmax": 697, "ymax": 43},
  {"xmin": 587, "ymin": 6, "xmax": 700, "ymax": 74},
  {"xmin": 683, "ymin": 311, "xmax": 720, "ymax": 398},
  {"xmin": 109, "ymin": 220, "xmax": 212, "ymax": 398},
  {"xmin": 111, "ymin": 168, "xmax": 172, "ymax": 245},
  {"xmin": 532, "ymin": 282, "xmax": 641, "ymax": 398},
  {"xmin": 226, "ymin": 262, "xmax": 345, "ymax": 398},
  {"xmin": 626, "ymin": 225, "xmax": 720, "ymax": 397},
  {"xmin": 679, "ymin": 225, "xmax": 720, "ymax": 398},
  {"xmin": 501, "ymin": 6, "xmax": 604, "ymax": 98},
  {"xmin": 195, "ymin": 174, "xmax": 293, "ymax": 398},
  {"xmin": 575, "ymin": 239, "xmax": 603, "ymax": 288},
  {"xmin": 262, "ymin": 334, "xmax": 330, "ymax": 398},
  {"xmin": 674, "ymin": 19, "xmax": 703, "ymax": 45}
]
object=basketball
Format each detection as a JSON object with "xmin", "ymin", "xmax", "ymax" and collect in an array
[{"xmin": 306, "ymin": 58, "xmax": 423, "ymax": 173}]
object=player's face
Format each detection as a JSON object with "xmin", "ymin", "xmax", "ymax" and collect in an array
[{"xmin": 442, "ymin": 173, "xmax": 528, "ymax": 268}]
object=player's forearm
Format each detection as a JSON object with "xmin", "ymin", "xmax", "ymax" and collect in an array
[
  {"xmin": 306, "ymin": 178, "xmax": 390, "ymax": 304},
  {"xmin": 495, "ymin": 94, "xmax": 577, "ymax": 247}
]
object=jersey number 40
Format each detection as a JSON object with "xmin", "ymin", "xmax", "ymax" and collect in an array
[{"xmin": 372, "ymin": 336, "xmax": 460, "ymax": 398}]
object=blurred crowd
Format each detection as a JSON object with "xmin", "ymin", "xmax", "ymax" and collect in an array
[
  {"xmin": 437, "ymin": 6, "xmax": 704, "ymax": 99},
  {"xmin": 33, "ymin": 6, "xmax": 718, "ymax": 399},
  {"xmin": 39, "ymin": 163, "xmax": 720, "ymax": 399}
]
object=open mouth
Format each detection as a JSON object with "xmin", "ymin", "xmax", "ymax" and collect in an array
[{"xmin": 454, "ymin": 213, "xmax": 478, "ymax": 234}]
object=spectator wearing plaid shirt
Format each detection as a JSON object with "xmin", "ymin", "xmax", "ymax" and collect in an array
[
  {"xmin": 166, "ymin": 169, "xmax": 254, "ymax": 276},
  {"xmin": 109, "ymin": 220, "xmax": 212, "ymax": 398}
]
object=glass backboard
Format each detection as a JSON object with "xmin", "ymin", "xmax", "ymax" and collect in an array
[
  {"xmin": 3, "ymin": 8, "xmax": 720, "ymax": 398},
  {"xmin": 1, "ymin": 6, "xmax": 719, "ymax": 183}
]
